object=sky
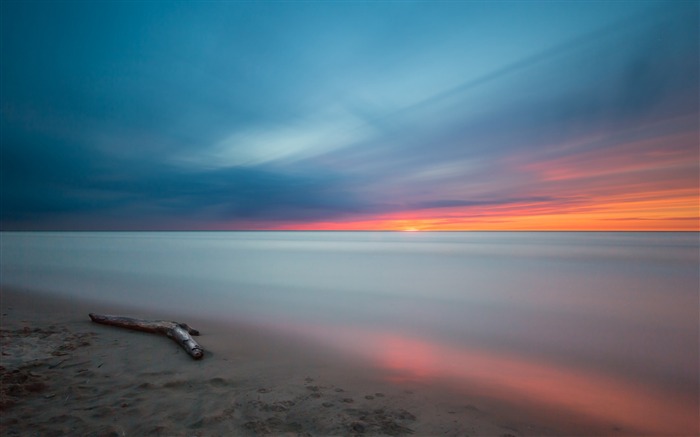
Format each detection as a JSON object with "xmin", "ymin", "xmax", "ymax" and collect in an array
[{"xmin": 1, "ymin": 1, "xmax": 698, "ymax": 231}]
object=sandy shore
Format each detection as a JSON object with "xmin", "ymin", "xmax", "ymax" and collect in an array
[{"xmin": 1, "ymin": 287, "xmax": 571, "ymax": 436}]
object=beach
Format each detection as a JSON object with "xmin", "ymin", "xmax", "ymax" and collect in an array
[{"xmin": 1, "ymin": 287, "xmax": 560, "ymax": 437}]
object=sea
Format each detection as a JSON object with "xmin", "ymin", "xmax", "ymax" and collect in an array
[{"xmin": 1, "ymin": 231, "xmax": 698, "ymax": 435}]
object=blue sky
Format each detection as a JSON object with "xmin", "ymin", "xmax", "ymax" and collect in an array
[{"xmin": 1, "ymin": 1, "xmax": 698, "ymax": 230}]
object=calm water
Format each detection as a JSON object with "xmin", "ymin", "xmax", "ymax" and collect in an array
[{"xmin": 1, "ymin": 231, "xmax": 698, "ymax": 434}]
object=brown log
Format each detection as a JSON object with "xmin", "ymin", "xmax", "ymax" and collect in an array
[{"xmin": 89, "ymin": 313, "xmax": 204, "ymax": 359}]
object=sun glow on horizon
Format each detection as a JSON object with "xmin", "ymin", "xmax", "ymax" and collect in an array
[{"xmin": 269, "ymin": 200, "xmax": 699, "ymax": 231}]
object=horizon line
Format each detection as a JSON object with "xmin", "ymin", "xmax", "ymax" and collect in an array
[{"xmin": 1, "ymin": 229, "xmax": 698, "ymax": 233}]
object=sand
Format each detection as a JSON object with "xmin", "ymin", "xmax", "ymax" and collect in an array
[{"xmin": 1, "ymin": 287, "xmax": 565, "ymax": 436}]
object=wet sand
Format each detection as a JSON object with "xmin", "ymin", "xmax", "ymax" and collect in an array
[{"xmin": 2, "ymin": 287, "xmax": 603, "ymax": 436}]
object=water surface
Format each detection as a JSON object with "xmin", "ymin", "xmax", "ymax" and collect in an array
[{"xmin": 1, "ymin": 231, "xmax": 698, "ymax": 435}]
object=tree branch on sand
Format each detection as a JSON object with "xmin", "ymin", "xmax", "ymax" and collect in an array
[{"xmin": 88, "ymin": 313, "xmax": 204, "ymax": 359}]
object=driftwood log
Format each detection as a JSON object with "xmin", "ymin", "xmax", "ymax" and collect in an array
[{"xmin": 89, "ymin": 313, "xmax": 204, "ymax": 359}]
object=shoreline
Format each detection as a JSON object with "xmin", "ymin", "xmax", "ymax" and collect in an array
[
  {"xmin": 3, "ymin": 286, "xmax": 684, "ymax": 436},
  {"xmin": 0, "ymin": 287, "xmax": 578, "ymax": 436}
]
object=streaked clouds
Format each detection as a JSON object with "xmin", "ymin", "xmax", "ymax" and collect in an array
[
  {"xmin": 176, "ymin": 107, "xmax": 375, "ymax": 168},
  {"xmin": 1, "ymin": 1, "xmax": 697, "ymax": 230}
]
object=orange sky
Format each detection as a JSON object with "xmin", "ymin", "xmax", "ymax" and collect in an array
[
  {"xmin": 273, "ymin": 191, "xmax": 699, "ymax": 231},
  {"xmin": 273, "ymin": 125, "xmax": 699, "ymax": 231}
]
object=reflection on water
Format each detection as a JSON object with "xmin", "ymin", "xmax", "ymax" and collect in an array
[
  {"xmin": 281, "ymin": 323, "xmax": 697, "ymax": 435},
  {"xmin": 1, "ymin": 231, "xmax": 698, "ymax": 435}
]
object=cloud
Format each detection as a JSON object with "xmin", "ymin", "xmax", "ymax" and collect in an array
[
  {"xmin": 175, "ymin": 107, "xmax": 374, "ymax": 168},
  {"xmin": 0, "ymin": 128, "xmax": 373, "ymax": 229},
  {"xmin": 408, "ymin": 197, "xmax": 558, "ymax": 211},
  {"xmin": 1, "ymin": 1, "xmax": 697, "ymax": 230}
]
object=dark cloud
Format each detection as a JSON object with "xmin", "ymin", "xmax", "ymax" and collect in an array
[{"xmin": 0, "ymin": 143, "xmax": 366, "ymax": 227}]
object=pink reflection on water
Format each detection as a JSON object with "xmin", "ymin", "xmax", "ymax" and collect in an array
[
  {"xmin": 372, "ymin": 333, "xmax": 697, "ymax": 435},
  {"xmin": 275, "ymin": 322, "xmax": 698, "ymax": 436},
  {"xmin": 377, "ymin": 334, "xmax": 439, "ymax": 383}
]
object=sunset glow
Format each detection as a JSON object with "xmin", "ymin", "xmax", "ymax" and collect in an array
[{"xmin": 273, "ymin": 194, "xmax": 699, "ymax": 231}]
